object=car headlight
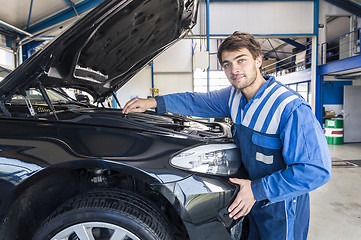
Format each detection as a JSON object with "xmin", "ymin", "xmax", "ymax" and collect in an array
[{"xmin": 170, "ymin": 143, "xmax": 241, "ymax": 176}]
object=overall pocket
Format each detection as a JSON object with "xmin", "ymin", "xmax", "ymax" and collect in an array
[{"xmin": 250, "ymin": 132, "xmax": 284, "ymax": 177}]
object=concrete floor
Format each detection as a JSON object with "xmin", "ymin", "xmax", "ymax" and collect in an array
[{"xmin": 308, "ymin": 143, "xmax": 361, "ymax": 240}]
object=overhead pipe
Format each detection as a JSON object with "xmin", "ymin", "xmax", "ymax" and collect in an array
[
  {"xmin": 19, "ymin": 0, "xmax": 99, "ymax": 54},
  {"xmin": 314, "ymin": 0, "xmax": 322, "ymax": 125},
  {"xmin": 27, "ymin": 0, "xmax": 34, "ymax": 30},
  {"xmin": 0, "ymin": 20, "xmax": 33, "ymax": 37},
  {"xmin": 19, "ymin": 18, "xmax": 76, "ymax": 45},
  {"xmin": 149, "ymin": 61, "xmax": 155, "ymax": 98},
  {"xmin": 206, "ymin": 0, "xmax": 210, "ymax": 92}
]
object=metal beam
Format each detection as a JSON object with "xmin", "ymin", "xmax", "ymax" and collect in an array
[
  {"xmin": 27, "ymin": 0, "xmax": 34, "ymax": 30},
  {"xmin": 64, "ymin": 0, "xmax": 79, "ymax": 16},
  {"xmin": 0, "ymin": 27, "xmax": 17, "ymax": 38},
  {"xmin": 313, "ymin": 0, "xmax": 322, "ymax": 126},
  {"xmin": 280, "ymin": 38, "xmax": 306, "ymax": 50},
  {"xmin": 263, "ymin": 42, "xmax": 289, "ymax": 57},
  {"xmin": 319, "ymin": 54, "xmax": 361, "ymax": 75},
  {"xmin": 267, "ymin": 39, "xmax": 280, "ymax": 60},
  {"xmin": 206, "ymin": 0, "xmax": 210, "ymax": 92},
  {"xmin": 22, "ymin": 40, "xmax": 44, "ymax": 61},
  {"xmin": 185, "ymin": 34, "xmax": 316, "ymax": 38},
  {"xmin": 27, "ymin": 0, "xmax": 104, "ymax": 34},
  {"xmin": 262, "ymin": 50, "xmax": 293, "ymax": 55},
  {"xmin": 0, "ymin": 20, "xmax": 33, "ymax": 37}
]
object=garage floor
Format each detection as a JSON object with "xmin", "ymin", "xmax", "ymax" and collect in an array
[{"xmin": 308, "ymin": 143, "xmax": 361, "ymax": 240}]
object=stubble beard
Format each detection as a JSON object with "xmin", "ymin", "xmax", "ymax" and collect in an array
[{"xmin": 230, "ymin": 67, "xmax": 258, "ymax": 90}]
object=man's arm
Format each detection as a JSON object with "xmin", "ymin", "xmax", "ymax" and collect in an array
[
  {"xmin": 122, "ymin": 98, "xmax": 157, "ymax": 114},
  {"xmin": 123, "ymin": 87, "xmax": 232, "ymax": 118}
]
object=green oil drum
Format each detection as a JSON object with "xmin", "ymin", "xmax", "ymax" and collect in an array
[{"xmin": 324, "ymin": 118, "xmax": 343, "ymax": 145}]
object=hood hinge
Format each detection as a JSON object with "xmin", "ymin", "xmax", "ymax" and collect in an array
[{"xmin": 0, "ymin": 97, "xmax": 11, "ymax": 117}]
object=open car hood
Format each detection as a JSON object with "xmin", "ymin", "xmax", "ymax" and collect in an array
[{"xmin": 0, "ymin": 0, "xmax": 198, "ymax": 102}]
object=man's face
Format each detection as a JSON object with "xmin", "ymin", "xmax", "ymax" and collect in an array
[{"xmin": 221, "ymin": 48, "xmax": 262, "ymax": 90}]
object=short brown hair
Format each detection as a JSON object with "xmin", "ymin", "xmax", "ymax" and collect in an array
[{"xmin": 217, "ymin": 31, "xmax": 262, "ymax": 64}]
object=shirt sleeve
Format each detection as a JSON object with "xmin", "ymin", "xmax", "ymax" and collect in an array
[
  {"xmin": 154, "ymin": 87, "xmax": 232, "ymax": 119},
  {"xmin": 252, "ymin": 103, "xmax": 332, "ymax": 202}
]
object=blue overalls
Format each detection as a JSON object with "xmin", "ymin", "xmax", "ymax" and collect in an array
[{"xmin": 156, "ymin": 76, "xmax": 331, "ymax": 240}]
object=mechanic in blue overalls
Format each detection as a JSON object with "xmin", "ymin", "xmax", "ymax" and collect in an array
[{"xmin": 123, "ymin": 32, "xmax": 331, "ymax": 240}]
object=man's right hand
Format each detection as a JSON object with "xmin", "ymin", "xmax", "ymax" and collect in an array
[{"xmin": 122, "ymin": 97, "xmax": 157, "ymax": 114}]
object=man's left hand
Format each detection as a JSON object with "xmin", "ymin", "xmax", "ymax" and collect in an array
[{"xmin": 228, "ymin": 178, "xmax": 256, "ymax": 220}]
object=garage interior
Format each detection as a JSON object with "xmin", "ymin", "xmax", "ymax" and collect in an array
[{"xmin": 0, "ymin": 0, "xmax": 360, "ymax": 239}]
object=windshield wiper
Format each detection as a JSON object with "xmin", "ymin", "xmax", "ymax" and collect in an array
[{"xmin": 52, "ymin": 100, "xmax": 68, "ymax": 105}]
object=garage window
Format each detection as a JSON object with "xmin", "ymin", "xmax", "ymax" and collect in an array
[{"xmin": 193, "ymin": 69, "xmax": 229, "ymax": 92}]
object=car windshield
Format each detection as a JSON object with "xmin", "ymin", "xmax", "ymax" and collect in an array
[{"xmin": 10, "ymin": 88, "xmax": 75, "ymax": 105}]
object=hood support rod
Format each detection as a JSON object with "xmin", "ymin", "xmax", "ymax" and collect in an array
[
  {"xmin": 112, "ymin": 93, "xmax": 121, "ymax": 108},
  {"xmin": 37, "ymin": 81, "xmax": 59, "ymax": 121}
]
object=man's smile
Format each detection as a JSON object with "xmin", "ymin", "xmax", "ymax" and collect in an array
[{"xmin": 232, "ymin": 74, "xmax": 246, "ymax": 81}]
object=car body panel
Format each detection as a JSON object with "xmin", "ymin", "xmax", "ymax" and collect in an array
[
  {"xmin": 0, "ymin": 0, "xmax": 244, "ymax": 239},
  {"xmin": 0, "ymin": 112, "xmax": 241, "ymax": 239}
]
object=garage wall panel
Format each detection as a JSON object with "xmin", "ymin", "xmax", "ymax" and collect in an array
[
  {"xmin": 117, "ymin": 67, "xmax": 152, "ymax": 107},
  {"xmin": 197, "ymin": 2, "xmax": 314, "ymax": 35},
  {"xmin": 117, "ymin": 39, "xmax": 194, "ymax": 106},
  {"xmin": 0, "ymin": 48, "xmax": 14, "ymax": 68},
  {"xmin": 153, "ymin": 39, "xmax": 193, "ymax": 72},
  {"xmin": 155, "ymin": 73, "xmax": 193, "ymax": 95},
  {"xmin": 117, "ymin": 1, "xmax": 316, "ymax": 106}
]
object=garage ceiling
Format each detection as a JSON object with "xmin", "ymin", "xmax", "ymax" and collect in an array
[
  {"xmin": 0, "ymin": 0, "xmax": 102, "ymax": 39},
  {"xmin": 0, "ymin": 0, "xmax": 360, "ymax": 31},
  {"xmin": 0, "ymin": 0, "xmax": 309, "ymax": 61},
  {"xmin": 0, "ymin": 0, "xmax": 83, "ymax": 30},
  {"xmin": 0, "ymin": 0, "xmax": 359, "ymax": 70}
]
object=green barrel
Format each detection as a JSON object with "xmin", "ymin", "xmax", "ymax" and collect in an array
[{"xmin": 324, "ymin": 118, "xmax": 343, "ymax": 145}]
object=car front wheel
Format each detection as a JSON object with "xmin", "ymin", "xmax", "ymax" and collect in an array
[{"xmin": 33, "ymin": 189, "xmax": 174, "ymax": 240}]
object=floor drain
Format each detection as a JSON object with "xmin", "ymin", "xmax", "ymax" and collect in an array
[
  {"xmin": 344, "ymin": 160, "xmax": 361, "ymax": 167},
  {"xmin": 332, "ymin": 160, "xmax": 359, "ymax": 168}
]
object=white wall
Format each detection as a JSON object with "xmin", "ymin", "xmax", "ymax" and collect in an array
[
  {"xmin": 193, "ymin": 1, "xmax": 314, "ymax": 35},
  {"xmin": 117, "ymin": 2, "xmax": 317, "ymax": 108},
  {"xmin": 116, "ymin": 1, "xmax": 339, "ymax": 108},
  {"xmin": 116, "ymin": 66, "xmax": 152, "ymax": 107},
  {"xmin": 117, "ymin": 39, "xmax": 194, "ymax": 107},
  {"xmin": 0, "ymin": 48, "xmax": 14, "ymax": 69},
  {"xmin": 155, "ymin": 73, "xmax": 193, "ymax": 95},
  {"xmin": 153, "ymin": 40, "xmax": 192, "ymax": 73},
  {"xmin": 0, "ymin": 34, "xmax": 14, "ymax": 69}
]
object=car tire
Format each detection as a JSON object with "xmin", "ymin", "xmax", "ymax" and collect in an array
[{"xmin": 33, "ymin": 189, "xmax": 174, "ymax": 240}]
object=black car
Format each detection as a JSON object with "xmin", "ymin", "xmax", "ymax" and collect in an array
[{"xmin": 0, "ymin": 0, "xmax": 246, "ymax": 239}]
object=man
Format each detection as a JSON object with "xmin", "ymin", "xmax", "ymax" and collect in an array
[{"xmin": 122, "ymin": 32, "xmax": 331, "ymax": 240}]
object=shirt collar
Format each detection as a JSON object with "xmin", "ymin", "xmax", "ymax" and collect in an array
[
  {"xmin": 239, "ymin": 75, "xmax": 276, "ymax": 109},
  {"xmin": 251, "ymin": 75, "xmax": 276, "ymax": 100}
]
